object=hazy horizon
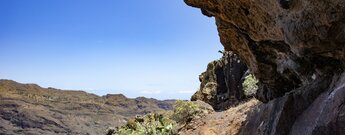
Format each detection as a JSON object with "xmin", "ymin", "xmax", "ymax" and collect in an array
[{"xmin": 0, "ymin": 0, "xmax": 222, "ymax": 100}]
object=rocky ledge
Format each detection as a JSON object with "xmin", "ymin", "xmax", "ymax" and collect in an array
[{"xmin": 185, "ymin": 0, "xmax": 345, "ymax": 134}]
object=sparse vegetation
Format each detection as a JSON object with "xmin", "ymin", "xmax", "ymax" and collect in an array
[
  {"xmin": 112, "ymin": 113, "xmax": 175, "ymax": 135},
  {"xmin": 171, "ymin": 100, "xmax": 201, "ymax": 124},
  {"xmin": 242, "ymin": 74, "xmax": 259, "ymax": 96},
  {"xmin": 110, "ymin": 100, "xmax": 205, "ymax": 135}
]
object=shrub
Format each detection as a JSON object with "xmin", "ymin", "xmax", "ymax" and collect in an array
[
  {"xmin": 171, "ymin": 100, "xmax": 201, "ymax": 124},
  {"xmin": 112, "ymin": 113, "xmax": 176, "ymax": 135},
  {"xmin": 242, "ymin": 74, "xmax": 258, "ymax": 96},
  {"xmin": 111, "ymin": 100, "xmax": 204, "ymax": 135}
]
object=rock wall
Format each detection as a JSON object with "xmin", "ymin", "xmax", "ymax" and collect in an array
[
  {"xmin": 239, "ymin": 73, "xmax": 344, "ymax": 135},
  {"xmin": 185, "ymin": 0, "xmax": 345, "ymax": 134},
  {"xmin": 185, "ymin": 0, "xmax": 345, "ymax": 102},
  {"xmin": 191, "ymin": 51, "xmax": 248, "ymax": 110}
]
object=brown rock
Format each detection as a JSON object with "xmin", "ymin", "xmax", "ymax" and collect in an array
[
  {"xmin": 185, "ymin": 0, "xmax": 345, "ymax": 134},
  {"xmin": 185, "ymin": 0, "xmax": 345, "ymax": 102},
  {"xmin": 193, "ymin": 100, "xmax": 214, "ymax": 114}
]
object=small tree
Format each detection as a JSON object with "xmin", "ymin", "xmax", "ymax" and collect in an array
[{"xmin": 243, "ymin": 74, "xmax": 258, "ymax": 96}]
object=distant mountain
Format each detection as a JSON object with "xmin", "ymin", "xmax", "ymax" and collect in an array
[{"xmin": 0, "ymin": 80, "xmax": 175, "ymax": 135}]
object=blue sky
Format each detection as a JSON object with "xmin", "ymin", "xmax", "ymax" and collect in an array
[{"xmin": 0, "ymin": 0, "xmax": 222, "ymax": 100}]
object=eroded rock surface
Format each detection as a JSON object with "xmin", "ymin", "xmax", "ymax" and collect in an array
[
  {"xmin": 191, "ymin": 51, "xmax": 248, "ymax": 110},
  {"xmin": 185, "ymin": 0, "xmax": 345, "ymax": 134},
  {"xmin": 239, "ymin": 73, "xmax": 345, "ymax": 135},
  {"xmin": 185, "ymin": 0, "xmax": 345, "ymax": 102}
]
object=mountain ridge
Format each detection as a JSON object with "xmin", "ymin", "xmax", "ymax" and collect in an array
[{"xmin": 0, "ymin": 79, "xmax": 175, "ymax": 135}]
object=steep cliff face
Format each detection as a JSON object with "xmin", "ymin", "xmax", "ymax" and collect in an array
[
  {"xmin": 185, "ymin": 0, "xmax": 345, "ymax": 134},
  {"xmin": 191, "ymin": 51, "xmax": 248, "ymax": 110}
]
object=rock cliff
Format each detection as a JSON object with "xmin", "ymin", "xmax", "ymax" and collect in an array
[
  {"xmin": 191, "ymin": 51, "xmax": 248, "ymax": 110},
  {"xmin": 185, "ymin": 0, "xmax": 345, "ymax": 134}
]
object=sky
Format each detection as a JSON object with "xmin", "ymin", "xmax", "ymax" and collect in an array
[{"xmin": 0, "ymin": 0, "xmax": 223, "ymax": 100}]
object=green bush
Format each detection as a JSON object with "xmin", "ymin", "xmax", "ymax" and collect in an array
[
  {"xmin": 110, "ymin": 100, "xmax": 203, "ymax": 135},
  {"xmin": 242, "ymin": 74, "xmax": 258, "ymax": 96},
  {"xmin": 171, "ymin": 100, "xmax": 201, "ymax": 124},
  {"xmin": 112, "ymin": 113, "xmax": 176, "ymax": 135}
]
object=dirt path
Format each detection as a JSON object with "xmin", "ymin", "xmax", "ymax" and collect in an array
[{"xmin": 179, "ymin": 99, "xmax": 259, "ymax": 135}]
